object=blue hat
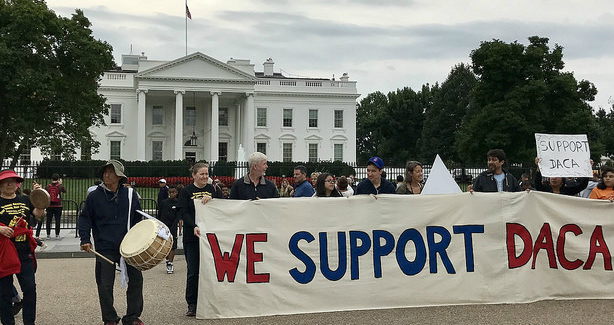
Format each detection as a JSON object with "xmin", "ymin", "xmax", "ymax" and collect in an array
[{"xmin": 368, "ymin": 156, "xmax": 384, "ymax": 169}]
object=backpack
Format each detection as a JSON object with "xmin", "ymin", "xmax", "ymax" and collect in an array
[{"xmin": 47, "ymin": 184, "xmax": 61, "ymax": 204}]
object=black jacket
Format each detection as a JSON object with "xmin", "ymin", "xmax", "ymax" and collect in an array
[
  {"xmin": 78, "ymin": 185, "xmax": 142, "ymax": 254},
  {"xmin": 473, "ymin": 170, "xmax": 521, "ymax": 192},
  {"xmin": 534, "ymin": 171, "xmax": 589, "ymax": 196},
  {"xmin": 229, "ymin": 174, "xmax": 280, "ymax": 200}
]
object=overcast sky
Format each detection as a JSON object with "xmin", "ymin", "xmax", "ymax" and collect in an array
[{"xmin": 45, "ymin": 0, "xmax": 614, "ymax": 110}]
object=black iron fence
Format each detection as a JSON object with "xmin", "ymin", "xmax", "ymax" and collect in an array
[{"xmin": 3, "ymin": 161, "xmax": 536, "ymax": 231}]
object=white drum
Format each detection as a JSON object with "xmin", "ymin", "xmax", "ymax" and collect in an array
[{"xmin": 120, "ymin": 219, "xmax": 173, "ymax": 271}]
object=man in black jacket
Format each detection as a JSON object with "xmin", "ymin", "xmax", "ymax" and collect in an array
[
  {"xmin": 79, "ymin": 160, "xmax": 145, "ymax": 325},
  {"xmin": 229, "ymin": 152, "xmax": 279, "ymax": 200},
  {"xmin": 469, "ymin": 149, "xmax": 521, "ymax": 193}
]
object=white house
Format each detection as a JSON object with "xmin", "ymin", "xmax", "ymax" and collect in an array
[{"xmin": 33, "ymin": 52, "xmax": 357, "ymax": 164}]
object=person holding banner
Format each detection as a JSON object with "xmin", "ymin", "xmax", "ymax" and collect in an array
[
  {"xmin": 177, "ymin": 162, "xmax": 223, "ymax": 317},
  {"xmin": 355, "ymin": 156, "xmax": 396, "ymax": 195},
  {"xmin": 533, "ymin": 157, "xmax": 589, "ymax": 196},
  {"xmin": 469, "ymin": 149, "xmax": 521, "ymax": 193},
  {"xmin": 396, "ymin": 161, "xmax": 424, "ymax": 194},
  {"xmin": 589, "ymin": 166, "xmax": 614, "ymax": 201},
  {"xmin": 229, "ymin": 152, "xmax": 279, "ymax": 200},
  {"xmin": 313, "ymin": 173, "xmax": 342, "ymax": 197}
]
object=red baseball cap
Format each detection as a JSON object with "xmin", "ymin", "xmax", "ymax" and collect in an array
[{"xmin": 0, "ymin": 170, "xmax": 24, "ymax": 183}]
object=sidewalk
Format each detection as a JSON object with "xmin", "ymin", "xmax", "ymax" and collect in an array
[{"xmin": 35, "ymin": 229, "xmax": 184, "ymax": 259}]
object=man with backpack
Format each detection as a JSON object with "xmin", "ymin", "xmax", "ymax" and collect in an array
[{"xmin": 45, "ymin": 173, "xmax": 66, "ymax": 239}]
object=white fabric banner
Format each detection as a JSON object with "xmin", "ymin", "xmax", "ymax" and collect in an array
[
  {"xmin": 196, "ymin": 192, "xmax": 614, "ymax": 319},
  {"xmin": 535, "ymin": 133, "xmax": 592, "ymax": 177}
]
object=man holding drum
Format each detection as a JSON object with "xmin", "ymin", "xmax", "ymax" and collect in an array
[
  {"xmin": 78, "ymin": 160, "xmax": 145, "ymax": 325},
  {"xmin": 0, "ymin": 169, "xmax": 45, "ymax": 325}
]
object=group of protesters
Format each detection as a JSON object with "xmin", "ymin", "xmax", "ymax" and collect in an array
[{"xmin": 2, "ymin": 147, "xmax": 613, "ymax": 325}]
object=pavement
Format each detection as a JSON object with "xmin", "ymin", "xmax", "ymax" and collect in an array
[{"xmin": 17, "ymin": 231, "xmax": 614, "ymax": 324}]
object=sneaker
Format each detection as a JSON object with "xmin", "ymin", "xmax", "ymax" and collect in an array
[
  {"xmin": 46, "ymin": 234, "xmax": 50, "ymax": 239},
  {"xmin": 186, "ymin": 304, "xmax": 196, "ymax": 317},
  {"xmin": 126, "ymin": 318, "xmax": 144, "ymax": 325},
  {"xmin": 12, "ymin": 300, "xmax": 22, "ymax": 315},
  {"xmin": 166, "ymin": 262, "xmax": 174, "ymax": 274},
  {"xmin": 56, "ymin": 234, "xmax": 60, "ymax": 239},
  {"xmin": 104, "ymin": 322, "xmax": 119, "ymax": 325}
]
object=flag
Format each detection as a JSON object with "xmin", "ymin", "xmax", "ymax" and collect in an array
[{"xmin": 186, "ymin": 5, "xmax": 192, "ymax": 19}]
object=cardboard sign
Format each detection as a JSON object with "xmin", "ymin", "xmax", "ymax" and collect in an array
[{"xmin": 535, "ymin": 133, "xmax": 592, "ymax": 177}]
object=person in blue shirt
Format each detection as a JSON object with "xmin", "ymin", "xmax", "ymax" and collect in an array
[
  {"xmin": 292, "ymin": 165, "xmax": 314, "ymax": 197},
  {"xmin": 355, "ymin": 156, "xmax": 396, "ymax": 195}
]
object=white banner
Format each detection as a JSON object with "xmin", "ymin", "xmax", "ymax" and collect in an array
[
  {"xmin": 196, "ymin": 193, "xmax": 614, "ymax": 319},
  {"xmin": 535, "ymin": 133, "xmax": 592, "ymax": 177}
]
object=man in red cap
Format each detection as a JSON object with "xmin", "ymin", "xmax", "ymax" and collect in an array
[{"xmin": 0, "ymin": 169, "xmax": 45, "ymax": 325}]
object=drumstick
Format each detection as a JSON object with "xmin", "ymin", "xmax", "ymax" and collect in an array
[{"xmin": 90, "ymin": 248, "xmax": 115, "ymax": 265}]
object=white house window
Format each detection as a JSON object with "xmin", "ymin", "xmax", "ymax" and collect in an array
[
  {"xmin": 334, "ymin": 144, "xmax": 343, "ymax": 161},
  {"xmin": 308, "ymin": 143, "xmax": 318, "ymax": 162},
  {"xmin": 110, "ymin": 141, "xmax": 121, "ymax": 160},
  {"xmin": 309, "ymin": 110, "xmax": 318, "ymax": 128},
  {"xmin": 219, "ymin": 142, "xmax": 228, "ymax": 161},
  {"xmin": 185, "ymin": 107, "xmax": 196, "ymax": 127},
  {"xmin": 152, "ymin": 141, "xmax": 163, "ymax": 161},
  {"xmin": 219, "ymin": 108, "xmax": 228, "ymax": 126},
  {"xmin": 283, "ymin": 109, "xmax": 293, "ymax": 127},
  {"xmin": 257, "ymin": 108, "xmax": 267, "ymax": 127},
  {"xmin": 282, "ymin": 143, "xmax": 292, "ymax": 162},
  {"xmin": 110, "ymin": 104, "xmax": 122, "ymax": 124},
  {"xmin": 257, "ymin": 142, "xmax": 266, "ymax": 155},
  {"xmin": 153, "ymin": 106, "xmax": 163, "ymax": 125},
  {"xmin": 334, "ymin": 110, "xmax": 344, "ymax": 128}
]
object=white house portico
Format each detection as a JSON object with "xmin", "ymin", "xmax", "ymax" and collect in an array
[{"xmin": 56, "ymin": 52, "xmax": 359, "ymax": 163}]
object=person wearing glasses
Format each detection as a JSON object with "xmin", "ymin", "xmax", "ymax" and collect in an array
[{"xmin": 313, "ymin": 173, "xmax": 342, "ymax": 197}]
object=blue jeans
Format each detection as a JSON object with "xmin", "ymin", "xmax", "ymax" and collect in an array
[
  {"xmin": 95, "ymin": 253, "xmax": 143, "ymax": 324},
  {"xmin": 0, "ymin": 256, "xmax": 36, "ymax": 325},
  {"xmin": 184, "ymin": 241, "xmax": 200, "ymax": 306}
]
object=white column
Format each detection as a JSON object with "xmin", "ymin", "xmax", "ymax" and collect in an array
[
  {"xmin": 210, "ymin": 91, "xmax": 221, "ymax": 161},
  {"xmin": 174, "ymin": 90, "xmax": 184, "ymax": 160},
  {"xmin": 137, "ymin": 89, "xmax": 147, "ymax": 161},
  {"xmin": 235, "ymin": 102, "xmax": 242, "ymax": 158},
  {"xmin": 245, "ymin": 92, "xmax": 255, "ymax": 153}
]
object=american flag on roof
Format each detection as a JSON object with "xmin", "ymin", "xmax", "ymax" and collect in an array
[{"xmin": 186, "ymin": 4, "xmax": 192, "ymax": 19}]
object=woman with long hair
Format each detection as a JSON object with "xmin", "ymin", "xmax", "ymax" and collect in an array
[
  {"xmin": 397, "ymin": 161, "xmax": 424, "ymax": 194},
  {"xmin": 279, "ymin": 178, "xmax": 292, "ymax": 197},
  {"xmin": 314, "ymin": 173, "xmax": 342, "ymax": 197},
  {"xmin": 589, "ymin": 166, "xmax": 614, "ymax": 201}
]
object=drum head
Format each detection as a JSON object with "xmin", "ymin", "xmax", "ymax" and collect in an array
[
  {"xmin": 30, "ymin": 188, "xmax": 50, "ymax": 209},
  {"xmin": 120, "ymin": 219, "xmax": 158, "ymax": 257}
]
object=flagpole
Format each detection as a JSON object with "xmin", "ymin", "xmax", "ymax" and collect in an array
[{"xmin": 185, "ymin": 0, "xmax": 188, "ymax": 56}]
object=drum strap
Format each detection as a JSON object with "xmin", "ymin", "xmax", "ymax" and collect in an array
[{"xmin": 120, "ymin": 187, "xmax": 134, "ymax": 289}]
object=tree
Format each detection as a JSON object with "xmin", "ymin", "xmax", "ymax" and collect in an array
[
  {"xmin": 594, "ymin": 103, "xmax": 614, "ymax": 159},
  {"xmin": 420, "ymin": 63, "xmax": 476, "ymax": 163},
  {"xmin": 457, "ymin": 36, "xmax": 599, "ymax": 165},
  {"xmin": 356, "ymin": 87, "xmax": 431, "ymax": 165},
  {"xmin": 356, "ymin": 91, "xmax": 388, "ymax": 163},
  {"xmin": 0, "ymin": 0, "xmax": 114, "ymax": 166}
]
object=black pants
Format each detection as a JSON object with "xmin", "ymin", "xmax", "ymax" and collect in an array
[
  {"xmin": 184, "ymin": 241, "xmax": 199, "ymax": 306},
  {"xmin": 95, "ymin": 253, "xmax": 143, "ymax": 324},
  {"xmin": 45, "ymin": 206, "xmax": 62, "ymax": 236},
  {"xmin": 0, "ymin": 256, "xmax": 36, "ymax": 325}
]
